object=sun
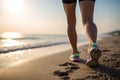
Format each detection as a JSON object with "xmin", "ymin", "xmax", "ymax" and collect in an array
[{"xmin": 3, "ymin": 0, "xmax": 24, "ymax": 14}]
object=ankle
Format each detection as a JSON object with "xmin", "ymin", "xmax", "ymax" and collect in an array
[
  {"xmin": 92, "ymin": 42, "xmax": 97, "ymax": 46},
  {"xmin": 89, "ymin": 42, "xmax": 98, "ymax": 49},
  {"xmin": 72, "ymin": 48, "xmax": 79, "ymax": 53},
  {"xmin": 73, "ymin": 51, "xmax": 79, "ymax": 54},
  {"xmin": 89, "ymin": 42, "xmax": 97, "ymax": 46}
]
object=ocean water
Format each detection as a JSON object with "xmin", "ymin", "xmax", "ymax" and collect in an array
[
  {"xmin": 0, "ymin": 32, "xmax": 87, "ymax": 54},
  {"xmin": 0, "ymin": 32, "xmax": 89, "ymax": 66}
]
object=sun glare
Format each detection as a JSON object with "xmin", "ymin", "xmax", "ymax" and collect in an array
[
  {"xmin": 1, "ymin": 32, "xmax": 23, "ymax": 47},
  {"xmin": 3, "ymin": 0, "xmax": 24, "ymax": 14},
  {"xmin": 1, "ymin": 39, "xmax": 22, "ymax": 47},
  {"xmin": 1, "ymin": 32, "xmax": 22, "ymax": 39}
]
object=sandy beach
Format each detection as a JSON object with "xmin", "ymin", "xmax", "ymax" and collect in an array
[{"xmin": 0, "ymin": 35, "xmax": 120, "ymax": 80}]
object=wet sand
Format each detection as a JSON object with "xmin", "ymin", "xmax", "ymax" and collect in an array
[{"xmin": 0, "ymin": 35, "xmax": 120, "ymax": 80}]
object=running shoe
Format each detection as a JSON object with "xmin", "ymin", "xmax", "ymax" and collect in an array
[
  {"xmin": 86, "ymin": 43, "xmax": 101, "ymax": 66},
  {"xmin": 69, "ymin": 53, "xmax": 80, "ymax": 62}
]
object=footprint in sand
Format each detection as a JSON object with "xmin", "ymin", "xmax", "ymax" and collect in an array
[{"xmin": 53, "ymin": 62, "xmax": 80, "ymax": 80}]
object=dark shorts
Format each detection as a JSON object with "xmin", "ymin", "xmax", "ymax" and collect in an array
[{"xmin": 62, "ymin": 0, "xmax": 96, "ymax": 4}]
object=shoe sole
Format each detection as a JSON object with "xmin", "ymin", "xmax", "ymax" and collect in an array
[
  {"xmin": 90, "ymin": 49, "xmax": 101, "ymax": 60},
  {"xmin": 86, "ymin": 49, "xmax": 101, "ymax": 67}
]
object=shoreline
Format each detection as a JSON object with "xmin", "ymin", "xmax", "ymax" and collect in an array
[
  {"xmin": 0, "ymin": 35, "xmax": 120, "ymax": 80},
  {"xmin": 0, "ymin": 40, "xmax": 88, "ymax": 67}
]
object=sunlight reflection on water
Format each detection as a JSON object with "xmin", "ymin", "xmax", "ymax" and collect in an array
[
  {"xmin": 1, "ymin": 39, "xmax": 22, "ymax": 47},
  {"xmin": 0, "ymin": 32, "xmax": 25, "ymax": 47},
  {"xmin": 1, "ymin": 32, "xmax": 22, "ymax": 39}
]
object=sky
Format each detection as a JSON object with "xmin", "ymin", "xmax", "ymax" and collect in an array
[{"xmin": 0, "ymin": 0, "xmax": 120, "ymax": 35}]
